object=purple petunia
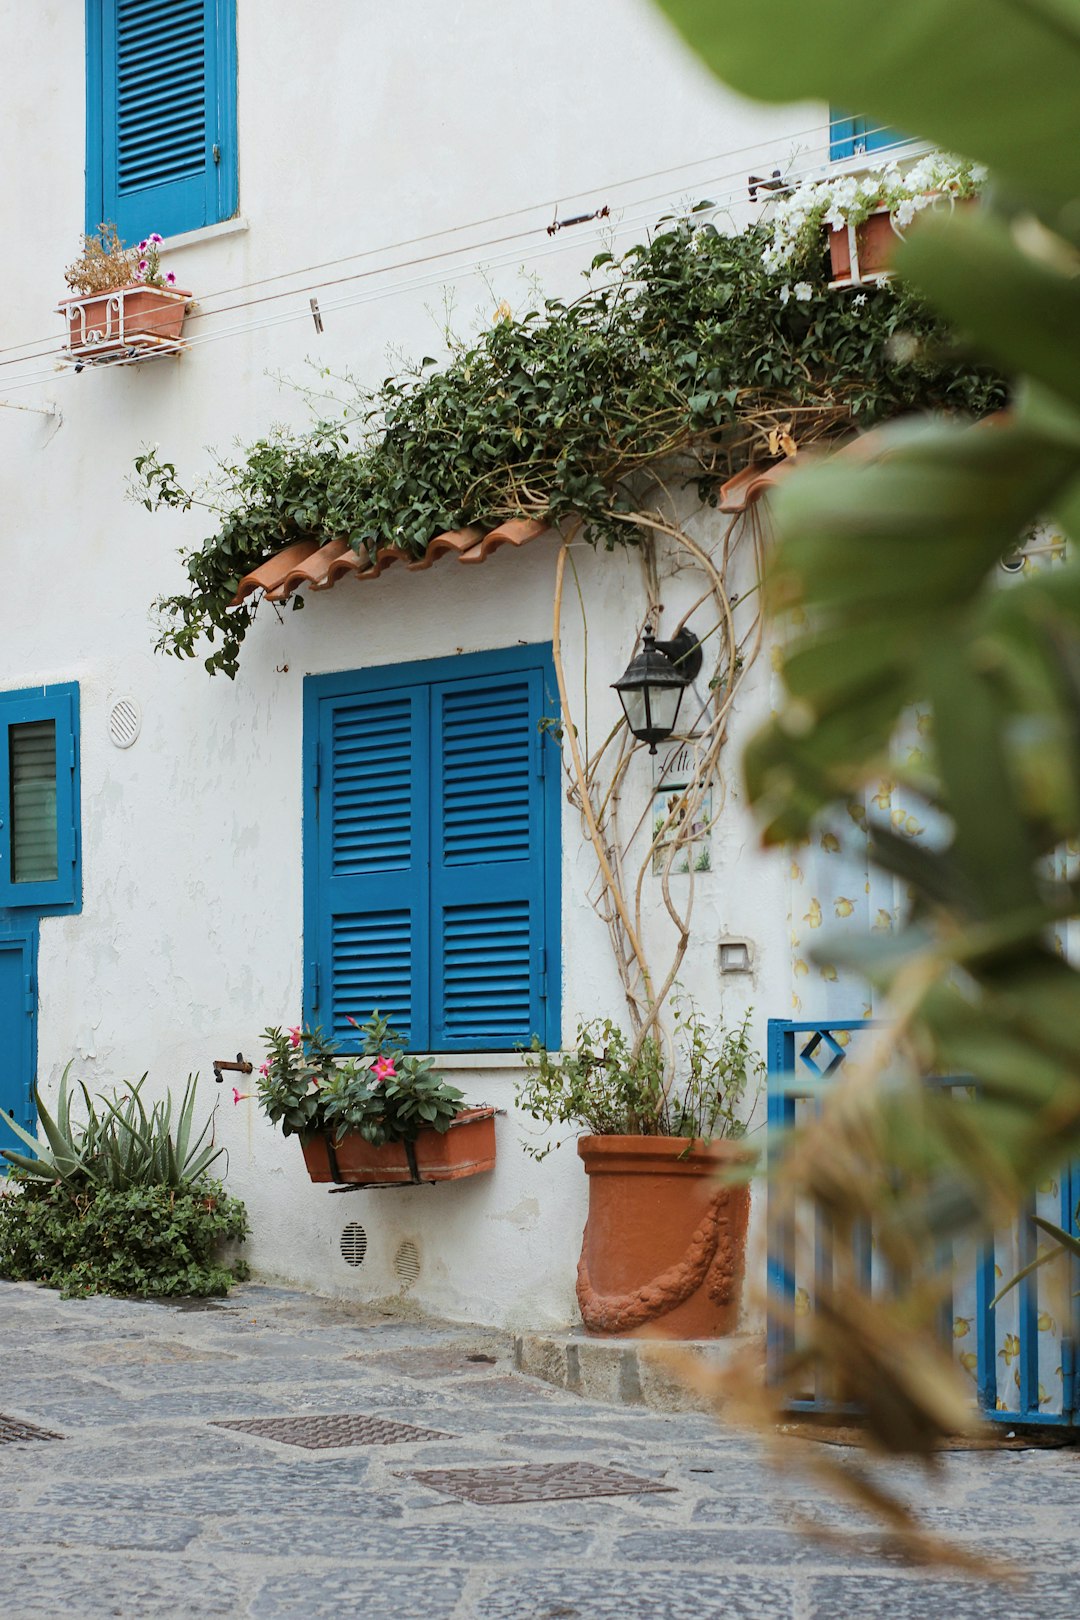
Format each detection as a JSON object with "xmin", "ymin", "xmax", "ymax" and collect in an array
[{"xmin": 166, "ymin": 271, "xmax": 176, "ymax": 285}]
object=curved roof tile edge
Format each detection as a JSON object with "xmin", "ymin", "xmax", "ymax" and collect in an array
[{"xmin": 231, "ymin": 519, "xmax": 549, "ymax": 607}]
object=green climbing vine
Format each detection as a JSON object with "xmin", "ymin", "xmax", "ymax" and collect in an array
[{"xmin": 138, "ymin": 210, "xmax": 1005, "ymax": 677}]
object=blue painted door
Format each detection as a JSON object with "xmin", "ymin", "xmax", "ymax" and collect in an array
[{"xmin": 0, "ymin": 929, "xmax": 37, "ymax": 1146}]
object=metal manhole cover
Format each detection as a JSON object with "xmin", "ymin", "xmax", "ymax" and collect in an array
[
  {"xmin": 0, "ymin": 1415, "xmax": 63, "ymax": 1445},
  {"xmin": 402, "ymin": 1461, "xmax": 675, "ymax": 1504},
  {"xmin": 211, "ymin": 1413, "xmax": 452, "ymax": 1450}
]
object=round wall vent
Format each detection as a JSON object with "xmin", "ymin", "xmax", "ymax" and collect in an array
[
  {"xmin": 339, "ymin": 1222, "xmax": 368, "ymax": 1267},
  {"xmin": 393, "ymin": 1238, "xmax": 421, "ymax": 1287},
  {"xmin": 108, "ymin": 696, "xmax": 142, "ymax": 749}
]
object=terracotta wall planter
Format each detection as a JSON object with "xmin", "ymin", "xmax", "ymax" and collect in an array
[
  {"xmin": 301, "ymin": 1107, "xmax": 497, "ymax": 1188},
  {"xmin": 576, "ymin": 1134, "xmax": 751, "ymax": 1339},
  {"xmin": 827, "ymin": 207, "xmax": 897, "ymax": 286},
  {"xmin": 57, "ymin": 283, "xmax": 191, "ymax": 361}
]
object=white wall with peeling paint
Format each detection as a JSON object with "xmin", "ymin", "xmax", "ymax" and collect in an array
[{"xmin": 0, "ymin": 0, "xmax": 830, "ymax": 1329}]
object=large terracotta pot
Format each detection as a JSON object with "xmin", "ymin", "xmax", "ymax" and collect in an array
[
  {"xmin": 57, "ymin": 283, "xmax": 191, "ymax": 359},
  {"xmin": 301, "ymin": 1107, "xmax": 496, "ymax": 1187},
  {"xmin": 576, "ymin": 1134, "xmax": 751, "ymax": 1339},
  {"xmin": 827, "ymin": 207, "xmax": 896, "ymax": 285}
]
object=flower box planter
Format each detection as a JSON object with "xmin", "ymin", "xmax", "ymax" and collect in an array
[
  {"xmin": 301, "ymin": 1107, "xmax": 497, "ymax": 1188},
  {"xmin": 57, "ymin": 282, "xmax": 191, "ymax": 362},
  {"xmin": 575, "ymin": 1134, "xmax": 752, "ymax": 1339},
  {"xmin": 827, "ymin": 207, "xmax": 897, "ymax": 287}
]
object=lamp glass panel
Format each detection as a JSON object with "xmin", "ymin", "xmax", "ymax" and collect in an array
[
  {"xmin": 646, "ymin": 681, "xmax": 684, "ymax": 737},
  {"xmin": 617, "ymin": 686, "xmax": 651, "ymax": 735}
]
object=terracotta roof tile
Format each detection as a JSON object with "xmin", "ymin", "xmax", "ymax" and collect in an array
[
  {"xmin": 717, "ymin": 459, "xmax": 797, "ymax": 513},
  {"xmin": 231, "ymin": 519, "xmax": 550, "ymax": 608}
]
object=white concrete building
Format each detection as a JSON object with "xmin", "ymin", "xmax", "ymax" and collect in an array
[{"xmin": 0, "ymin": 1, "xmax": 852, "ymax": 1330}]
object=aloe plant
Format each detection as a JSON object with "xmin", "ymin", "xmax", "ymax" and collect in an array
[{"xmin": 0, "ymin": 1068, "xmax": 224, "ymax": 1190}]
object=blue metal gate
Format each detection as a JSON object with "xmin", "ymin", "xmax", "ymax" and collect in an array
[{"xmin": 767, "ymin": 1017, "xmax": 1080, "ymax": 1426}]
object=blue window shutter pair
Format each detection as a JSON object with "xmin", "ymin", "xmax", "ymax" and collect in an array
[
  {"xmin": 829, "ymin": 111, "xmax": 906, "ymax": 164},
  {"xmin": 0, "ymin": 685, "xmax": 81, "ymax": 917},
  {"xmin": 86, "ymin": 0, "xmax": 238, "ymax": 242},
  {"xmin": 305, "ymin": 648, "xmax": 561, "ymax": 1054}
]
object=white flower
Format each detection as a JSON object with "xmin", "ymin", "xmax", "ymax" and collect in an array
[
  {"xmin": 779, "ymin": 283, "xmax": 792, "ymax": 305},
  {"xmin": 895, "ymin": 198, "xmax": 918, "ymax": 229},
  {"xmin": 853, "ymin": 293, "xmax": 868, "ymax": 308},
  {"xmin": 794, "ymin": 282, "xmax": 813, "ymax": 301}
]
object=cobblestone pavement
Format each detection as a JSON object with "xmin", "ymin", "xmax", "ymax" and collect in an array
[{"xmin": 1, "ymin": 1280, "xmax": 1077, "ymax": 1619}]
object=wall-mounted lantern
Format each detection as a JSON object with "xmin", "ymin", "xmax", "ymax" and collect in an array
[{"xmin": 612, "ymin": 625, "xmax": 703, "ymax": 754}]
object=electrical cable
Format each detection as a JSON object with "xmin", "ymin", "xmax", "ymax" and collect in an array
[
  {"xmin": 0, "ymin": 125, "xmax": 924, "ymax": 401},
  {"xmin": 0, "ymin": 116, "xmax": 910, "ymax": 372}
]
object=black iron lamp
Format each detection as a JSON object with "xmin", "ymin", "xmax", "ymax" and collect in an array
[{"xmin": 612, "ymin": 625, "xmax": 703, "ymax": 753}]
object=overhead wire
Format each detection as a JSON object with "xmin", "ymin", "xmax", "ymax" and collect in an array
[
  {"xmin": 0, "ymin": 114, "xmax": 852, "ymax": 368},
  {"xmin": 0, "ymin": 123, "xmax": 919, "ymax": 402}
]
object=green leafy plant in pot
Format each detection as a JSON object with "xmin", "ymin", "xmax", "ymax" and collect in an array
[{"xmin": 517, "ymin": 1000, "xmax": 764, "ymax": 1339}]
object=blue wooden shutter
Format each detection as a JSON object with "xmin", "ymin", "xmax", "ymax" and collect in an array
[
  {"xmin": 87, "ymin": 0, "xmax": 237, "ymax": 241},
  {"xmin": 429, "ymin": 671, "xmax": 549, "ymax": 1051},
  {"xmin": 309, "ymin": 690, "xmax": 430, "ymax": 1050},
  {"xmin": 0, "ymin": 688, "xmax": 80, "ymax": 915}
]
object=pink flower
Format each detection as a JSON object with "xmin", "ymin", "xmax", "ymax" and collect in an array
[
  {"xmin": 371, "ymin": 1056, "xmax": 396, "ymax": 1084},
  {"xmin": 149, "ymin": 232, "xmax": 163, "ymax": 245},
  {"xmin": 138, "ymin": 259, "xmax": 149, "ymax": 274},
  {"xmin": 165, "ymin": 272, "xmax": 176, "ymax": 285},
  {"xmin": 138, "ymin": 240, "xmax": 148, "ymax": 252},
  {"xmin": 288, "ymin": 1026, "xmax": 302, "ymax": 1049},
  {"xmin": 232, "ymin": 1088, "xmax": 249, "ymax": 1105},
  {"xmin": 258, "ymin": 1061, "xmax": 271, "ymax": 1078}
]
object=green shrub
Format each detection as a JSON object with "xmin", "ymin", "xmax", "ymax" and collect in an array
[
  {"xmin": 0, "ymin": 1069, "xmax": 224, "ymax": 1190},
  {"xmin": 0, "ymin": 1177, "xmax": 249, "ymax": 1299}
]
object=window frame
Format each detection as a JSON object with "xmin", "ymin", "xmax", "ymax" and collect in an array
[
  {"xmin": 85, "ymin": 0, "xmax": 238, "ymax": 242},
  {"xmin": 303, "ymin": 645, "xmax": 562, "ymax": 1055},
  {"xmin": 0, "ymin": 684, "xmax": 81, "ymax": 917}
]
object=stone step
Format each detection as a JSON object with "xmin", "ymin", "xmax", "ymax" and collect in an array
[{"xmin": 513, "ymin": 1328, "xmax": 764, "ymax": 1412}]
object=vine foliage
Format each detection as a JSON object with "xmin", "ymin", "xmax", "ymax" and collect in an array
[{"xmin": 138, "ymin": 212, "xmax": 1004, "ymax": 677}]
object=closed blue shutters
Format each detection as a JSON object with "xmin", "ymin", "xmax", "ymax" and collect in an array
[
  {"xmin": 86, "ymin": 0, "xmax": 238, "ymax": 241},
  {"xmin": 0, "ymin": 685, "xmax": 81, "ymax": 916},
  {"xmin": 304, "ymin": 648, "xmax": 561, "ymax": 1053}
]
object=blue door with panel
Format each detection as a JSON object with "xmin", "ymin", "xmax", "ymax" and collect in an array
[
  {"xmin": 0, "ymin": 930, "xmax": 37, "ymax": 1135},
  {"xmin": 0, "ymin": 684, "xmax": 82, "ymax": 1161}
]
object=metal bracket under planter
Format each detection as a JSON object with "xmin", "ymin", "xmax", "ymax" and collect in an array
[
  {"xmin": 303, "ymin": 1108, "xmax": 501, "ymax": 1192},
  {"xmin": 326, "ymin": 1134, "xmax": 422, "ymax": 1192}
]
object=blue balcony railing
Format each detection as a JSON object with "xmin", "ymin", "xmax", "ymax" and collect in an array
[{"xmin": 767, "ymin": 1018, "xmax": 1080, "ymax": 1426}]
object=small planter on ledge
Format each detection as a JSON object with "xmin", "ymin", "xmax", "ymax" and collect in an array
[
  {"xmin": 302, "ymin": 1107, "xmax": 497, "ymax": 1188},
  {"xmin": 58, "ymin": 224, "xmax": 189, "ymax": 365},
  {"xmin": 826, "ymin": 207, "xmax": 896, "ymax": 288},
  {"xmin": 256, "ymin": 1013, "xmax": 495, "ymax": 1197},
  {"xmin": 58, "ymin": 282, "xmax": 191, "ymax": 363}
]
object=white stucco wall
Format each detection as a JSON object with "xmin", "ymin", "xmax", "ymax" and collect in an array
[{"xmin": 0, "ymin": 0, "xmax": 824, "ymax": 1328}]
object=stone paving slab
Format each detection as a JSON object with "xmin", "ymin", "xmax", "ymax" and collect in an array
[{"xmin": 0, "ymin": 1279, "xmax": 1077, "ymax": 1618}]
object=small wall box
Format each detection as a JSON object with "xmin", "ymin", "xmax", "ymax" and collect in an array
[{"xmin": 719, "ymin": 940, "xmax": 752, "ymax": 974}]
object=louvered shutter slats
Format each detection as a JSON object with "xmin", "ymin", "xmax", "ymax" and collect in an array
[
  {"xmin": 431, "ymin": 675, "xmax": 544, "ymax": 1049},
  {"xmin": 318, "ymin": 693, "xmax": 428, "ymax": 1049}
]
